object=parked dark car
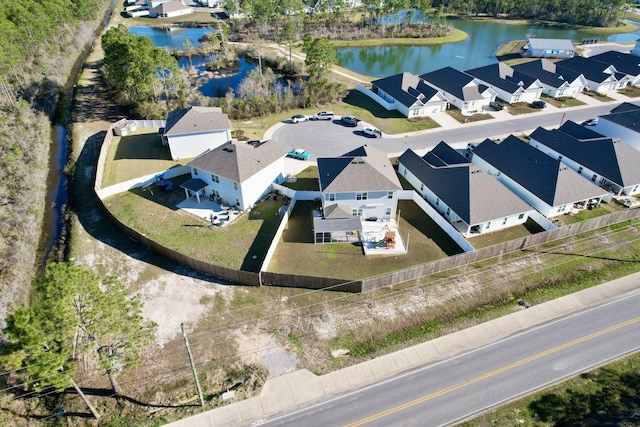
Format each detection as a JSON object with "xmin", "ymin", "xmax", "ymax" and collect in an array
[
  {"xmin": 529, "ymin": 100, "xmax": 547, "ymax": 109},
  {"xmin": 489, "ymin": 101, "xmax": 504, "ymax": 111},
  {"xmin": 340, "ymin": 115, "xmax": 359, "ymax": 126}
]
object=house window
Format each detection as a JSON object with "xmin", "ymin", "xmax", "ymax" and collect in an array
[
  {"xmin": 385, "ymin": 208, "xmax": 392, "ymax": 216},
  {"xmin": 558, "ymin": 89, "xmax": 565, "ymax": 96},
  {"xmin": 356, "ymin": 192, "xmax": 368, "ymax": 201},
  {"xmin": 410, "ymin": 108, "xmax": 420, "ymax": 117},
  {"xmin": 352, "ymin": 208, "xmax": 363, "ymax": 216},
  {"xmin": 420, "ymin": 184, "xmax": 424, "ymax": 191},
  {"xmin": 234, "ymin": 182, "xmax": 238, "ymax": 190},
  {"xmin": 486, "ymin": 221, "xmax": 491, "ymax": 228},
  {"xmin": 436, "ymin": 198, "xmax": 439, "ymax": 205},
  {"xmin": 513, "ymin": 94, "xmax": 521, "ymax": 102},
  {"xmin": 503, "ymin": 218, "xmax": 508, "ymax": 225},
  {"xmin": 559, "ymin": 205, "xmax": 567, "ymax": 212},
  {"xmin": 633, "ymin": 186, "xmax": 638, "ymax": 192},
  {"xmin": 518, "ymin": 213, "xmax": 525, "ymax": 220},
  {"xmin": 578, "ymin": 167, "xmax": 583, "ymax": 174},
  {"xmin": 211, "ymin": 190, "xmax": 220, "ymax": 198},
  {"xmin": 329, "ymin": 193, "xmax": 335, "ymax": 202},
  {"xmin": 446, "ymin": 207, "xmax": 450, "ymax": 216},
  {"xmin": 235, "ymin": 198, "xmax": 240, "ymax": 207},
  {"xmin": 193, "ymin": 169, "xmax": 198, "ymax": 176},
  {"xmin": 558, "ymin": 155, "xmax": 563, "ymax": 161},
  {"xmin": 211, "ymin": 174, "xmax": 219, "ymax": 183},
  {"xmin": 591, "ymin": 174, "xmax": 597, "ymax": 182},
  {"xmin": 387, "ymin": 191, "xmax": 393, "ymax": 200}
]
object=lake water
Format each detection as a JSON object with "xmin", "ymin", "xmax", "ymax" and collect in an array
[
  {"xmin": 336, "ymin": 19, "xmax": 640, "ymax": 77},
  {"xmin": 130, "ymin": 20, "xmax": 640, "ymax": 89}
]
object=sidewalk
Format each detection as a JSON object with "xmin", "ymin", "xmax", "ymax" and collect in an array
[{"xmin": 166, "ymin": 273, "xmax": 640, "ymax": 427}]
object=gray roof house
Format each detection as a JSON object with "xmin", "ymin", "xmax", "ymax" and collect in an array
[
  {"xmin": 589, "ymin": 50, "xmax": 640, "ymax": 86},
  {"xmin": 181, "ymin": 139, "xmax": 286, "ymax": 210},
  {"xmin": 397, "ymin": 142, "xmax": 532, "ymax": 236},
  {"xmin": 470, "ymin": 135, "xmax": 610, "ymax": 218},
  {"xmin": 588, "ymin": 102, "xmax": 640, "ymax": 152},
  {"xmin": 529, "ymin": 121, "xmax": 640, "ymax": 197},
  {"xmin": 522, "ymin": 38, "xmax": 575, "ymax": 58},
  {"xmin": 150, "ymin": 0, "xmax": 193, "ymax": 17},
  {"xmin": 555, "ymin": 56, "xmax": 630, "ymax": 94},
  {"xmin": 512, "ymin": 59, "xmax": 587, "ymax": 99},
  {"xmin": 315, "ymin": 145, "xmax": 402, "ymax": 243},
  {"xmin": 371, "ymin": 72, "xmax": 448, "ymax": 118},
  {"xmin": 162, "ymin": 106, "xmax": 232, "ymax": 160},
  {"xmin": 420, "ymin": 67, "xmax": 497, "ymax": 115},
  {"xmin": 465, "ymin": 62, "xmax": 543, "ymax": 104}
]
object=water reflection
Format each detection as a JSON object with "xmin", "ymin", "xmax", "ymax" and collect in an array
[{"xmin": 337, "ymin": 19, "xmax": 640, "ymax": 77}]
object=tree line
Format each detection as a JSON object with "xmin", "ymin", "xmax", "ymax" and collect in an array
[
  {"xmin": 0, "ymin": 0, "xmax": 110, "ymax": 330},
  {"xmin": 432, "ymin": 0, "xmax": 627, "ymax": 27}
]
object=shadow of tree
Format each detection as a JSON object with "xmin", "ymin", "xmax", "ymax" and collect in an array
[{"xmin": 529, "ymin": 369, "xmax": 640, "ymax": 426}]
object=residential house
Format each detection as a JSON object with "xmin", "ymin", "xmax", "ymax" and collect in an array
[
  {"xmin": 512, "ymin": 59, "xmax": 586, "ymax": 98},
  {"xmin": 470, "ymin": 135, "xmax": 610, "ymax": 218},
  {"xmin": 181, "ymin": 140, "xmax": 286, "ymax": 210},
  {"xmin": 150, "ymin": 0, "xmax": 193, "ymax": 17},
  {"xmin": 632, "ymin": 39, "xmax": 640, "ymax": 57},
  {"xmin": 589, "ymin": 50, "xmax": 640, "ymax": 86},
  {"xmin": 314, "ymin": 145, "xmax": 402, "ymax": 245},
  {"xmin": 162, "ymin": 106, "xmax": 232, "ymax": 160},
  {"xmin": 555, "ymin": 56, "xmax": 629, "ymax": 94},
  {"xmin": 420, "ymin": 67, "xmax": 497, "ymax": 115},
  {"xmin": 465, "ymin": 62, "xmax": 543, "ymax": 104},
  {"xmin": 371, "ymin": 72, "xmax": 449, "ymax": 118},
  {"xmin": 590, "ymin": 102, "xmax": 640, "ymax": 152},
  {"xmin": 529, "ymin": 121, "xmax": 640, "ymax": 196},
  {"xmin": 397, "ymin": 142, "xmax": 532, "ymax": 236},
  {"xmin": 521, "ymin": 38, "xmax": 575, "ymax": 59}
]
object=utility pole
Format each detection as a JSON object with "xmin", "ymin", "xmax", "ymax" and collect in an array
[{"xmin": 181, "ymin": 323, "xmax": 205, "ymax": 406}]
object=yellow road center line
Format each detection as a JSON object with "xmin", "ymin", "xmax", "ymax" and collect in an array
[{"xmin": 345, "ymin": 316, "xmax": 640, "ymax": 427}]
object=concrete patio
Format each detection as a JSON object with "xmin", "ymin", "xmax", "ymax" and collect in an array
[{"xmin": 176, "ymin": 197, "xmax": 242, "ymax": 227}]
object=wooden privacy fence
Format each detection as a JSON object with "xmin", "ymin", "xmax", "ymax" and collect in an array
[
  {"xmin": 360, "ymin": 208, "xmax": 640, "ymax": 293},
  {"xmin": 95, "ymin": 120, "xmax": 640, "ymax": 293}
]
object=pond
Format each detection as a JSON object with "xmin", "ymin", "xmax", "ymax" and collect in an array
[
  {"xmin": 336, "ymin": 19, "xmax": 640, "ymax": 77},
  {"xmin": 129, "ymin": 26, "xmax": 261, "ymax": 97}
]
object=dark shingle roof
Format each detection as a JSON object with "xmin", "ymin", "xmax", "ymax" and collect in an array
[
  {"xmin": 164, "ymin": 106, "xmax": 232, "ymax": 136},
  {"xmin": 529, "ymin": 121, "xmax": 640, "ymax": 187},
  {"xmin": 419, "ymin": 67, "xmax": 488, "ymax": 101},
  {"xmin": 555, "ymin": 56, "xmax": 618, "ymax": 84},
  {"xmin": 465, "ymin": 63, "xmax": 539, "ymax": 94},
  {"xmin": 512, "ymin": 59, "xmax": 583, "ymax": 89},
  {"xmin": 186, "ymin": 139, "xmax": 285, "ymax": 182},
  {"xmin": 589, "ymin": 51, "xmax": 640, "ymax": 77},
  {"xmin": 600, "ymin": 104, "xmax": 640, "ymax": 131},
  {"xmin": 318, "ymin": 145, "xmax": 401, "ymax": 193},
  {"xmin": 371, "ymin": 72, "xmax": 442, "ymax": 108},
  {"xmin": 472, "ymin": 135, "xmax": 606, "ymax": 206},
  {"xmin": 398, "ymin": 142, "xmax": 531, "ymax": 225}
]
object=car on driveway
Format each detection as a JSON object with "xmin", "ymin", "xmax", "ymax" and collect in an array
[
  {"xmin": 311, "ymin": 111, "xmax": 334, "ymax": 120},
  {"xmin": 291, "ymin": 114, "xmax": 308, "ymax": 123},
  {"xmin": 340, "ymin": 115, "xmax": 359, "ymax": 126},
  {"xmin": 362, "ymin": 126, "xmax": 382, "ymax": 138},
  {"xmin": 288, "ymin": 148, "xmax": 312, "ymax": 160},
  {"xmin": 529, "ymin": 100, "xmax": 547, "ymax": 109},
  {"xmin": 581, "ymin": 118, "xmax": 599, "ymax": 126},
  {"xmin": 489, "ymin": 101, "xmax": 504, "ymax": 111}
]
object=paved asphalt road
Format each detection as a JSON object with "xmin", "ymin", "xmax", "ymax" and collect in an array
[
  {"xmin": 259, "ymin": 291, "xmax": 640, "ymax": 427},
  {"xmin": 272, "ymin": 103, "xmax": 620, "ymax": 158}
]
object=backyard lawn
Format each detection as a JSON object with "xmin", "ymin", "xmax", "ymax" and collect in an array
[
  {"xmin": 267, "ymin": 200, "xmax": 464, "ymax": 280},
  {"xmin": 103, "ymin": 178, "xmax": 284, "ymax": 272},
  {"xmin": 102, "ymin": 128, "xmax": 181, "ymax": 187},
  {"xmin": 467, "ymin": 218, "xmax": 544, "ymax": 249}
]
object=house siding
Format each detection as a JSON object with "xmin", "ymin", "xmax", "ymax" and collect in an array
[
  {"xmin": 166, "ymin": 129, "xmax": 232, "ymax": 160},
  {"xmin": 323, "ymin": 190, "xmax": 397, "ymax": 220},
  {"xmin": 594, "ymin": 120, "xmax": 640, "ymax": 152}
]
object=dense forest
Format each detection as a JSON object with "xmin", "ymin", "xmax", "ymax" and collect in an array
[
  {"xmin": 0, "ymin": 0, "xmax": 110, "ymax": 325},
  {"xmin": 431, "ymin": 0, "xmax": 627, "ymax": 26}
]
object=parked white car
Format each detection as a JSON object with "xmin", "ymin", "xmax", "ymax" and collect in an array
[
  {"xmin": 362, "ymin": 126, "xmax": 382, "ymax": 138},
  {"xmin": 311, "ymin": 111, "xmax": 334, "ymax": 120},
  {"xmin": 291, "ymin": 114, "xmax": 308, "ymax": 123}
]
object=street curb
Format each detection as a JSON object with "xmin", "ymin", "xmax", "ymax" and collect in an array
[{"xmin": 166, "ymin": 272, "xmax": 640, "ymax": 427}]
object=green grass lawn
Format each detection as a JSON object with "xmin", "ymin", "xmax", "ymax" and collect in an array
[
  {"xmin": 446, "ymin": 108, "xmax": 494, "ymax": 124},
  {"xmin": 103, "ymin": 181, "xmax": 284, "ymax": 271},
  {"xmin": 544, "ymin": 96, "xmax": 585, "ymax": 108},
  {"xmin": 102, "ymin": 129, "xmax": 181, "ymax": 187},
  {"xmin": 467, "ymin": 218, "xmax": 545, "ymax": 249},
  {"xmin": 267, "ymin": 200, "xmax": 464, "ymax": 279},
  {"xmin": 619, "ymin": 84, "xmax": 640, "ymax": 98},
  {"xmin": 581, "ymin": 90, "xmax": 616, "ymax": 102},
  {"xmin": 558, "ymin": 200, "xmax": 626, "ymax": 225},
  {"xmin": 282, "ymin": 166, "xmax": 320, "ymax": 191}
]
